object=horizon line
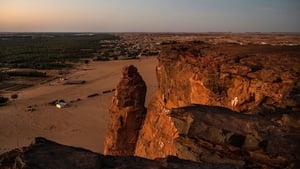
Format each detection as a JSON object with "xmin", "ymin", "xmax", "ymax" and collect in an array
[{"xmin": 1, "ymin": 31, "xmax": 300, "ymax": 34}]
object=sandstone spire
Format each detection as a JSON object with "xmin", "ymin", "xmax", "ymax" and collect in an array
[{"xmin": 104, "ymin": 65, "xmax": 147, "ymax": 155}]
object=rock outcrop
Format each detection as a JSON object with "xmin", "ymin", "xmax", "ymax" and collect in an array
[
  {"xmin": 104, "ymin": 65, "xmax": 147, "ymax": 156},
  {"xmin": 0, "ymin": 137, "xmax": 238, "ymax": 169},
  {"xmin": 134, "ymin": 43, "xmax": 300, "ymax": 168},
  {"xmin": 155, "ymin": 43, "xmax": 300, "ymax": 113},
  {"xmin": 135, "ymin": 94, "xmax": 300, "ymax": 168},
  {"xmin": 168, "ymin": 105, "xmax": 300, "ymax": 168},
  {"xmin": 100, "ymin": 42, "xmax": 299, "ymax": 168}
]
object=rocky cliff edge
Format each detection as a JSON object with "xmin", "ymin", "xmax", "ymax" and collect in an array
[
  {"xmin": 133, "ymin": 43, "xmax": 300, "ymax": 169},
  {"xmin": 0, "ymin": 137, "xmax": 237, "ymax": 169}
]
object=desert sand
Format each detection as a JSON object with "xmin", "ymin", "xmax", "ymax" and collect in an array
[{"xmin": 0, "ymin": 57, "xmax": 158, "ymax": 154}]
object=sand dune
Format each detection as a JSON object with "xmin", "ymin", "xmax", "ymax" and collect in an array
[{"xmin": 0, "ymin": 57, "xmax": 158, "ymax": 154}]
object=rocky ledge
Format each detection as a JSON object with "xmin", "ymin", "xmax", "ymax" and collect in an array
[{"xmin": 0, "ymin": 137, "xmax": 237, "ymax": 169}]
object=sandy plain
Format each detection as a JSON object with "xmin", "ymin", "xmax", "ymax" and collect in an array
[{"xmin": 0, "ymin": 57, "xmax": 158, "ymax": 154}]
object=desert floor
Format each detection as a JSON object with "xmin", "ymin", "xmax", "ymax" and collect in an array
[{"xmin": 0, "ymin": 57, "xmax": 158, "ymax": 154}]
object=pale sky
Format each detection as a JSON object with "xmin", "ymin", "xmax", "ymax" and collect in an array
[{"xmin": 0, "ymin": 0, "xmax": 299, "ymax": 32}]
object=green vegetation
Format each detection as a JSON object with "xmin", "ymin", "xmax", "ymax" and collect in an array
[
  {"xmin": 0, "ymin": 33, "xmax": 119, "ymax": 69},
  {"xmin": 6, "ymin": 70, "xmax": 47, "ymax": 77}
]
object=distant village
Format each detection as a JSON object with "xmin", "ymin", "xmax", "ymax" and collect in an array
[{"xmin": 95, "ymin": 34, "xmax": 160, "ymax": 61}]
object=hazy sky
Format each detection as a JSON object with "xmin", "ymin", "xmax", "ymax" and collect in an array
[{"xmin": 0, "ymin": 0, "xmax": 299, "ymax": 32}]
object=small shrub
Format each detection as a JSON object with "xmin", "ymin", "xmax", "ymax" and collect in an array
[
  {"xmin": 0, "ymin": 96, "xmax": 9, "ymax": 104},
  {"xmin": 11, "ymin": 94, "xmax": 18, "ymax": 99},
  {"xmin": 96, "ymin": 56, "xmax": 110, "ymax": 61},
  {"xmin": 84, "ymin": 60, "xmax": 90, "ymax": 64}
]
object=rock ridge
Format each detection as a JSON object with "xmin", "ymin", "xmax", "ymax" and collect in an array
[{"xmin": 0, "ymin": 137, "xmax": 238, "ymax": 169}]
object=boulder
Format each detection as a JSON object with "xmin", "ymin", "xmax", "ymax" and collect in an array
[{"xmin": 169, "ymin": 105, "xmax": 300, "ymax": 168}]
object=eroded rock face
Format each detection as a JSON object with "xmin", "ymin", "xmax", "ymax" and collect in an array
[
  {"xmin": 156, "ymin": 43, "xmax": 300, "ymax": 113},
  {"xmin": 0, "ymin": 137, "xmax": 238, "ymax": 169},
  {"xmin": 169, "ymin": 105, "xmax": 300, "ymax": 168},
  {"xmin": 104, "ymin": 65, "xmax": 147, "ymax": 156},
  {"xmin": 135, "ymin": 43, "xmax": 300, "ymax": 168},
  {"xmin": 135, "ymin": 91, "xmax": 179, "ymax": 158},
  {"xmin": 135, "ymin": 95, "xmax": 300, "ymax": 168}
]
